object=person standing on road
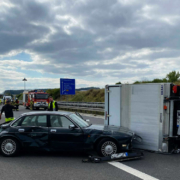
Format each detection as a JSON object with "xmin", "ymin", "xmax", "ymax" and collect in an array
[
  {"xmin": 0, "ymin": 99, "xmax": 17, "ymax": 123},
  {"xmin": 48, "ymin": 96, "xmax": 58, "ymax": 111},
  {"xmin": 30, "ymin": 100, "xmax": 34, "ymax": 110}
]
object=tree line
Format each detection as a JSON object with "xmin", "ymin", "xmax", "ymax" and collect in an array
[{"xmin": 116, "ymin": 71, "xmax": 180, "ymax": 84}]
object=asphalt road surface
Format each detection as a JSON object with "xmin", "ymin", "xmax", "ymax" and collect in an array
[{"xmin": 0, "ymin": 105, "xmax": 179, "ymax": 180}]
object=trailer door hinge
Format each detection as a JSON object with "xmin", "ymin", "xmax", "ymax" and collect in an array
[
  {"xmin": 107, "ymin": 90, "xmax": 111, "ymax": 93},
  {"xmin": 107, "ymin": 115, "xmax": 111, "ymax": 117}
]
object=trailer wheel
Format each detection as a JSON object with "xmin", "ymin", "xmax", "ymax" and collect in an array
[
  {"xmin": 96, "ymin": 138, "xmax": 118, "ymax": 157},
  {"xmin": 0, "ymin": 138, "xmax": 20, "ymax": 157}
]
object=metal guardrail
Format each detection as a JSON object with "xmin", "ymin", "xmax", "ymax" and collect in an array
[
  {"xmin": 57, "ymin": 102, "xmax": 105, "ymax": 109},
  {"xmin": 19, "ymin": 101, "xmax": 105, "ymax": 112}
]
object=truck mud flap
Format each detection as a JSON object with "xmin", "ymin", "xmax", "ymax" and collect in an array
[{"xmin": 82, "ymin": 150, "xmax": 144, "ymax": 163}]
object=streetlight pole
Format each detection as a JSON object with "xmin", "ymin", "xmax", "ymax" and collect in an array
[{"xmin": 22, "ymin": 78, "xmax": 27, "ymax": 90}]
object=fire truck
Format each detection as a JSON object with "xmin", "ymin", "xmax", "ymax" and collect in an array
[{"xmin": 23, "ymin": 90, "xmax": 50, "ymax": 110}]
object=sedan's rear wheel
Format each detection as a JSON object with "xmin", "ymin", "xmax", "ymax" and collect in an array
[
  {"xmin": 0, "ymin": 138, "xmax": 20, "ymax": 157},
  {"xmin": 97, "ymin": 138, "xmax": 118, "ymax": 157}
]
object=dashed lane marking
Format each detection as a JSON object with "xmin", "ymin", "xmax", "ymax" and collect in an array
[{"xmin": 109, "ymin": 162, "xmax": 159, "ymax": 180}]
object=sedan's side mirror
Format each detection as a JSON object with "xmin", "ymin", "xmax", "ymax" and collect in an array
[
  {"xmin": 85, "ymin": 119, "xmax": 90, "ymax": 122},
  {"xmin": 69, "ymin": 124, "xmax": 76, "ymax": 129}
]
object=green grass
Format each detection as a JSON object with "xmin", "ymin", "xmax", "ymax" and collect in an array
[
  {"xmin": 56, "ymin": 89, "xmax": 105, "ymax": 102},
  {"xmin": 71, "ymin": 89, "xmax": 104, "ymax": 102}
]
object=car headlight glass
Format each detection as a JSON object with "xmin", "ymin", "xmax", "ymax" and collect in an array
[{"xmin": 122, "ymin": 144, "xmax": 127, "ymax": 147}]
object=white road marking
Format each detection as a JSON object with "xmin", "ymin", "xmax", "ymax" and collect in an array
[{"xmin": 109, "ymin": 162, "xmax": 159, "ymax": 180}]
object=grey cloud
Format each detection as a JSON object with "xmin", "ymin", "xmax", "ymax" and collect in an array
[
  {"xmin": 1, "ymin": 0, "xmax": 180, "ymax": 81},
  {"xmin": 0, "ymin": 0, "xmax": 51, "ymax": 54},
  {"xmin": 19, "ymin": 59, "xmax": 149, "ymax": 79}
]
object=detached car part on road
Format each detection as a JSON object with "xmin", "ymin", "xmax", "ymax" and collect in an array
[
  {"xmin": 0, "ymin": 111, "xmax": 142, "ymax": 157},
  {"xmin": 82, "ymin": 150, "xmax": 144, "ymax": 163}
]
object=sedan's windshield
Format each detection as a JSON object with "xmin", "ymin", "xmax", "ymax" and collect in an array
[{"xmin": 69, "ymin": 114, "xmax": 89, "ymax": 128}]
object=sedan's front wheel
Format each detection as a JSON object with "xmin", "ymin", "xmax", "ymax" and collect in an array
[
  {"xmin": 0, "ymin": 138, "xmax": 20, "ymax": 157},
  {"xmin": 97, "ymin": 138, "xmax": 118, "ymax": 157}
]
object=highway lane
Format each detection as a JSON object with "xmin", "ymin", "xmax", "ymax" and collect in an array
[
  {"xmin": 0, "ymin": 105, "xmax": 179, "ymax": 180},
  {"xmin": 0, "ymin": 104, "xmax": 104, "ymax": 124}
]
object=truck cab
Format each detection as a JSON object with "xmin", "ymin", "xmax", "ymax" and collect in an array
[{"xmin": 23, "ymin": 90, "xmax": 49, "ymax": 110}]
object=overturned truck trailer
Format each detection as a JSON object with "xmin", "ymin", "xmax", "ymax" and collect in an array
[{"xmin": 104, "ymin": 83, "xmax": 180, "ymax": 153}]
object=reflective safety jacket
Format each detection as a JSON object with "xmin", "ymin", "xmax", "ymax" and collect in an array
[
  {"xmin": 48, "ymin": 101, "xmax": 58, "ymax": 111},
  {"xmin": 5, "ymin": 117, "xmax": 14, "ymax": 122}
]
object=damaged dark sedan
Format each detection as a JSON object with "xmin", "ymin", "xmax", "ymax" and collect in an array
[{"xmin": 0, "ymin": 111, "xmax": 141, "ymax": 157}]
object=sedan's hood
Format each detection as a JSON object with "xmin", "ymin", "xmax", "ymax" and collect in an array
[
  {"xmin": 86, "ymin": 124, "xmax": 134, "ymax": 135},
  {"xmin": 85, "ymin": 124, "xmax": 142, "ymax": 142}
]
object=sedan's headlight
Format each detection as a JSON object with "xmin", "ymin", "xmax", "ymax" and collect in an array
[{"xmin": 122, "ymin": 144, "xmax": 128, "ymax": 147}]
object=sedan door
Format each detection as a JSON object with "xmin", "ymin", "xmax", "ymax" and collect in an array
[
  {"xmin": 14, "ymin": 115, "xmax": 49, "ymax": 150},
  {"xmin": 49, "ymin": 115, "xmax": 84, "ymax": 151}
]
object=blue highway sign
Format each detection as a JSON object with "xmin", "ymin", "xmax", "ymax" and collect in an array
[{"xmin": 60, "ymin": 79, "xmax": 75, "ymax": 95}]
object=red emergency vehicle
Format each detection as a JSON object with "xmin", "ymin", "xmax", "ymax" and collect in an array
[{"xmin": 23, "ymin": 90, "xmax": 49, "ymax": 110}]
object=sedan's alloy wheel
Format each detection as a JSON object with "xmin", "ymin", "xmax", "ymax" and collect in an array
[
  {"xmin": 1, "ymin": 139, "xmax": 16, "ymax": 155},
  {"xmin": 101, "ymin": 141, "xmax": 117, "ymax": 157}
]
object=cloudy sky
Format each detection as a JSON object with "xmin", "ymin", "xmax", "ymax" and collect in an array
[{"xmin": 0, "ymin": 0, "xmax": 180, "ymax": 93}]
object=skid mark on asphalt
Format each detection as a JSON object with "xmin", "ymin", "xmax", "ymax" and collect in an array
[{"xmin": 109, "ymin": 162, "xmax": 159, "ymax": 180}]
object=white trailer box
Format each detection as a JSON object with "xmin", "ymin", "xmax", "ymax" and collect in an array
[{"xmin": 105, "ymin": 83, "xmax": 180, "ymax": 153}]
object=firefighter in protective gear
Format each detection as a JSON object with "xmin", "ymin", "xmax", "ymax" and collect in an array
[
  {"xmin": 48, "ymin": 96, "xmax": 58, "ymax": 111},
  {"xmin": 30, "ymin": 100, "xmax": 34, "ymax": 110},
  {"xmin": 0, "ymin": 99, "xmax": 17, "ymax": 123},
  {"xmin": 15, "ymin": 98, "xmax": 19, "ymax": 111}
]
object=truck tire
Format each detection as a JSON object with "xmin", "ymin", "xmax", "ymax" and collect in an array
[
  {"xmin": 0, "ymin": 138, "xmax": 20, "ymax": 157},
  {"xmin": 96, "ymin": 138, "xmax": 118, "ymax": 157}
]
